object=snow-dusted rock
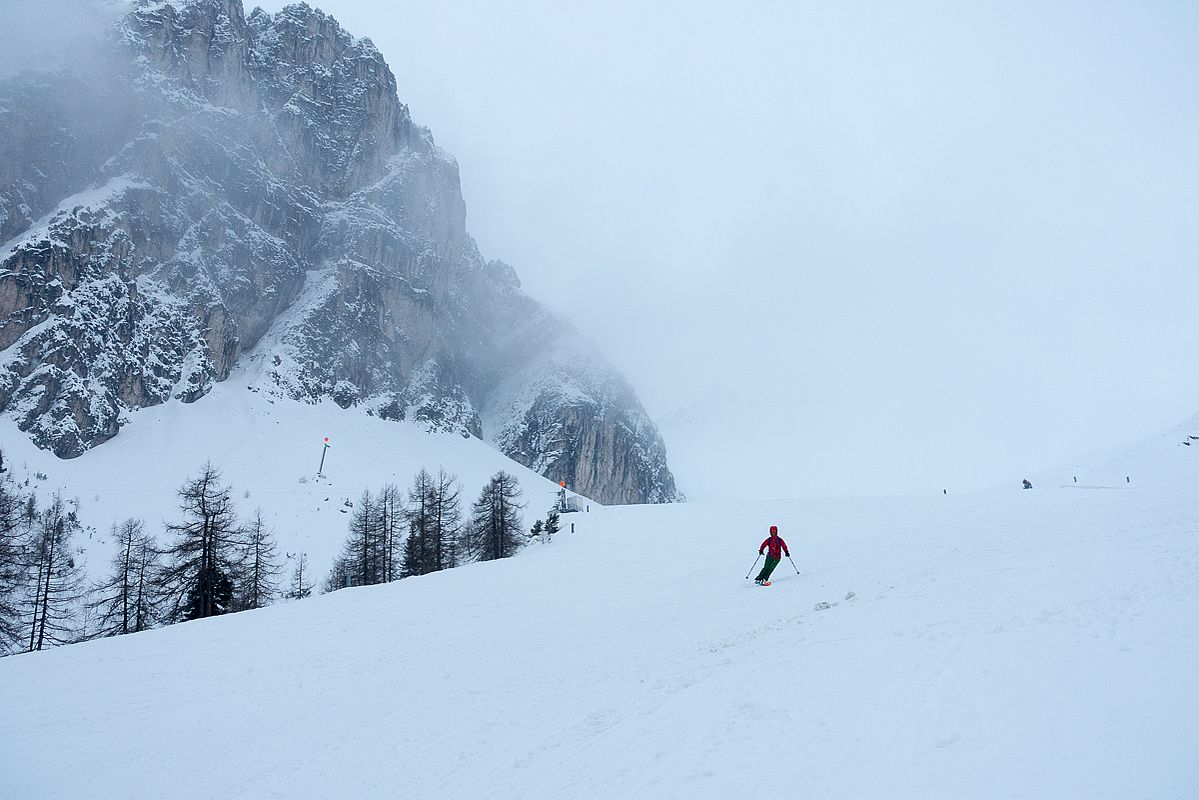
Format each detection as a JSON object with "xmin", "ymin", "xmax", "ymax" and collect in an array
[{"xmin": 0, "ymin": 0, "xmax": 679, "ymax": 504}]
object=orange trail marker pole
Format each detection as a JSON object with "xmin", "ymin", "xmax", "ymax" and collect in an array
[{"xmin": 318, "ymin": 437, "xmax": 330, "ymax": 475}]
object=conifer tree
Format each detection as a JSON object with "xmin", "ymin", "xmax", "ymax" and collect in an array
[
  {"xmin": 462, "ymin": 472, "xmax": 525, "ymax": 562},
  {"xmin": 402, "ymin": 470, "xmax": 463, "ymax": 575},
  {"xmin": 358, "ymin": 490, "xmax": 381, "ymax": 585},
  {"xmin": 0, "ymin": 476, "xmax": 27, "ymax": 653},
  {"xmin": 401, "ymin": 470, "xmax": 435, "ymax": 577},
  {"xmin": 376, "ymin": 484, "xmax": 404, "ymax": 583},
  {"xmin": 26, "ymin": 494, "xmax": 85, "ymax": 651},
  {"xmin": 129, "ymin": 527, "xmax": 160, "ymax": 632},
  {"xmin": 545, "ymin": 511, "xmax": 561, "ymax": 541},
  {"xmin": 336, "ymin": 490, "xmax": 387, "ymax": 587},
  {"xmin": 287, "ymin": 552, "xmax": 313, "ymax": 600},
  {"xmin": 322, "ymin": 556, "xmax": 350, "ymax": 593},
  {"xmin": 429, "ymin": 470, "xmax": 462, "ymax": 571},
  {"xmin": 183, "ymin": 565, "xmax": 233, "ymax": 620},
  {"xmin": 238, "ymin": 508, "xmax": 282, "ymax": 610},
  {"xmin": 529, "ymin": 518, "xmax": 545, "ymax": 544},
  {"xmin": 156, "ymin": 464, "xmax": 244, "ymax": 622},
  {"xmin": 88, "ymin": 518, "xmax": 160, "ymax": 638}
]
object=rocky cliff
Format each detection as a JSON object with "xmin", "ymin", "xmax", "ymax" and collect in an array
[{"xmin": 0, "ymin": 0, "xmax": 679, "ymax": 504}]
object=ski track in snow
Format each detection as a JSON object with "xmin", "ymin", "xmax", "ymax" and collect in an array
[{"xmin": 1, "ymin": 409, "xmax": 1198, "ymax": 798}]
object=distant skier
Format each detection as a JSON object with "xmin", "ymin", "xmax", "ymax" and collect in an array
[
  {"xmin": 754, "ymin": 525, "xmax": 790, "ymax": 585},
  {"xmin": 1022, "ymin": 479, "xmax": 1033, "ymax": 490}
]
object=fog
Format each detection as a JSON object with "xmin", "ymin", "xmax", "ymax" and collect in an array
[
  {"xmin": 262, "ymin": 1, "xmax": 1199, "ymax": 499},
  {"xmin": 17, "ymin": 0, "xmax": 1199, "ymax": 501},
  {"xmin": 0, "ymin": 0, "xmax": 114, "ymax": 78}
]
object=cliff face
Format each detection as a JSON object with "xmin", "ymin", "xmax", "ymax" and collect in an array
[{"xmin": 0, "ymin": 0, "xmax": 679, "ymax": 504}]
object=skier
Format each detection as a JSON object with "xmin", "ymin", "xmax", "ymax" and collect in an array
[
  {"xmin": 1022, "ymin": 479, "xmax": 1033, "ymax": 490},
  {"xmin": 754, "ymin": 525, "xmax": 790, "ymax": 585}
]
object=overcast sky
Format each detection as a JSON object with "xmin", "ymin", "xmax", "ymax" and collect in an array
[
  {"xmin": 13, "ymin": 1, "xmax": 1191, "ymax": 501},
  {"xmin": 245, "ymin": 0, "xmax": 1199, "ymax": 501}
]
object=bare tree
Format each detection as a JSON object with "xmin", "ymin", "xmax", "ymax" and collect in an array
[
  {"xmin": 400, "ymin": 469, "xmax": 462, "ymax": 577},
  {"xmin": 237, "ymin": 508, "xmax": 282, "ymax": 611},
  {"xmin": 322, "ymin": 556, "xmax": 351, "ymax": 593},
  {"xmin": 26, "ymin": 495, "xmax": 85, "ymax": 651},
  {"xmin": 336, "ymin": 490, "xmax": 387, "ymax": 587},
  {"xmin": 429, "ymin": 470, "xmax": 462, "ymax": 571},
  {"xmin": 287, "ymin": 552, "xmax": 313, "ymax": 600},
  {"xmin": 156, "ymin": 464, "xmax": 243, "ymax": 622},
  {"xmin": 0, "ymin": 477, "xmax": 29, "ymax": 654},
  {"xmin": 401, "ymin": 470, "xmax": 435, "ymax": 578},
  {"xmin": 87, "ymin": 518, "xmax": 160, "ymax": 638},
  {"xmin": 376, "ymin": 484, "xmax": 404, "ymax": 583}
]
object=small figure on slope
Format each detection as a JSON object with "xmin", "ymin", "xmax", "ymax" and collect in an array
[
  {"xmin": 1022, "ymin": 479, "xmax": 1033, "ymax": 490},
  {"xmin": 755, "ymin": 525, "xmax": 790, "ymax": 585}
]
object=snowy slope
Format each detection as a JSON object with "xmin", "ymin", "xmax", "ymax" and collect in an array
[
  {"xmin": 1026, "ymin": 410, "xmax": 1199, "ymax": 491},
  {"xmin": 2, "ymin": 434, "xmax": 1197, "ymax": 798},
  {"xmin": 0, "ymin": 364, "xmax": 574, "ymax": 585}
]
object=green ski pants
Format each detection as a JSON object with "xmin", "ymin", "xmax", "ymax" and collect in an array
[{"xmin": 755, "ymin": 556, "xmax": 781, "ymax": 582}]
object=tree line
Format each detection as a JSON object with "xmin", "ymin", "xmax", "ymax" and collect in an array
[
  {"xmin": 0, "ymin": 457, "xmax": 535, "ymax": 657},
  {"xmin": 324, "ymin": 467, "xmax": 527, "ymax": 591}
]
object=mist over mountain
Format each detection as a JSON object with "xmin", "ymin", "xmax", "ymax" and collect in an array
[{"xmin": 0, "ymin": 0, "xmax": 678, "ymax": 504}]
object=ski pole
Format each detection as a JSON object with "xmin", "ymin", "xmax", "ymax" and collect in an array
[
  {"xmin": 787, "ymin": 554, "xmax": 800, "ymax": 574},
  {"xmin": 744, "ymin": 553, "xmax": 762, "ymax": 579}
]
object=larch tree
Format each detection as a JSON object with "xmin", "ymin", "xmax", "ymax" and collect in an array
[
  {"xmin": 156, "ymin": 464, "xmax": 244, "ymax": 622},
  {"xmin": 376, "ymin": 484, "xmax": 404, "ymax": 583},
  {"xmin": 399, "ymin": 469, "xmax": 462, "ymax": 576},
  {"xmin": 0, "ymin": 477, "xmax": 29, "ymax": 654},
  {"xmin": 337, "ymin": 490, "xmax": 387, "ymax": 587},
  {"xmin": 26, "ymin": 494, "xmax": 85, "ymax": 651},
  {"xmin": 88, "ymin": 518, "xmax": 161, "ymax": 638},
  {"xmin": 238, "ymin": 508, "xmax": 282, "ymax": 611},
  {"xmin": 322, "ymin": 556, "xmax": 350, "ymax": 593},
  {"xmin": 401, "ymin": 469, "xmax": 435, "ymax": 577},
  {"xmin": 287, "ymin": 552, "xmax": 313, "ymax": 600},
  {"xmin": 128, "ymin": 527, "xmax": 161, "ymax": 633},
  {"xmin": 463, "ymin": 472, "xmax": 525, "ymax": 563},
  {"xmin": 429, "ymin": 470, "xmax": 462, "ymax": 572}
]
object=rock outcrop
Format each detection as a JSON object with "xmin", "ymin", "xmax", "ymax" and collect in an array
[{"xmin": 0, "ymin": 0, "xmax": 679, "ymax": 504}]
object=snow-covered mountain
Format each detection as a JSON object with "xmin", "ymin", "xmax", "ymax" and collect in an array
[
  {"xmin": 0, "ymin": 0, "xmax": 678, "ymax": 504},
  {"xmin": 0, "ymin": 367, "xmax": 580, "ymax": 589},
  {"xmin": 1, "ymin": 416, "xmax": 1196, "ymax": 798}
]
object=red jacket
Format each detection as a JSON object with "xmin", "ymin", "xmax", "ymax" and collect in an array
[{"xmin": 759, "ymin": 535, "xmax": 789, "ymax": 559}]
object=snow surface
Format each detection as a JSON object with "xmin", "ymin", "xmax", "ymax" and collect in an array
[
  {"xmin": 1, "ymin": 415, "xmax": 1197, "ymax": 798},
  {"xmin": 0, "ymin": 372, "xmax": 572, "ymax": 585}
]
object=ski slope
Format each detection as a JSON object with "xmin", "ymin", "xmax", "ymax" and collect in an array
[{"xmin": 2, "ymin": 429, "xmax": 1198, "ymax": 799}]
